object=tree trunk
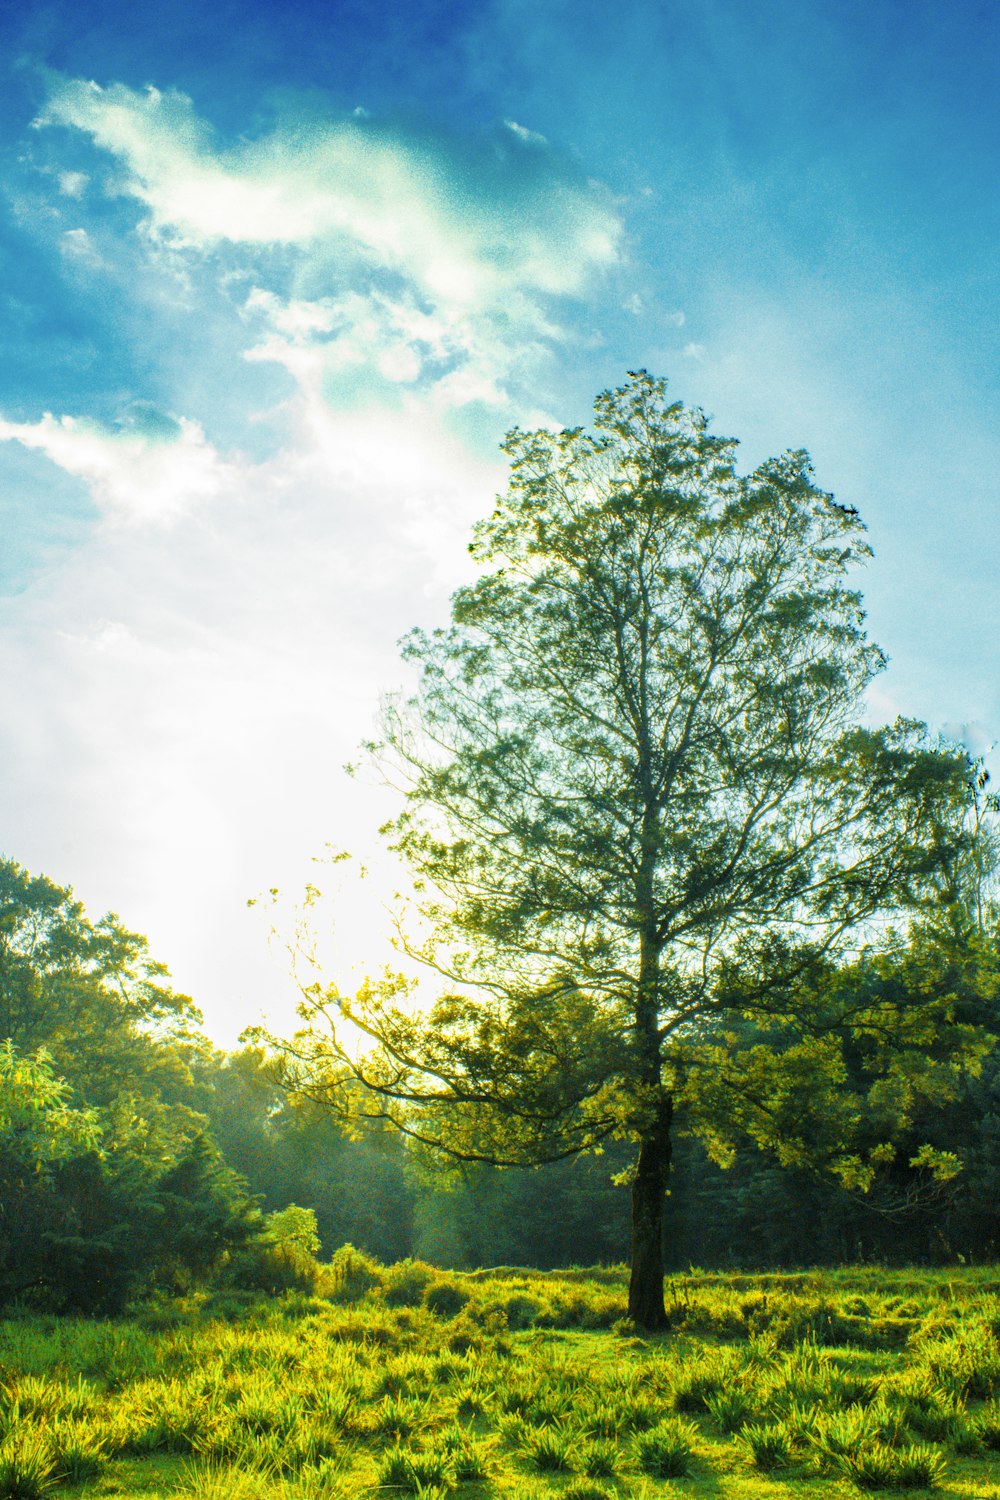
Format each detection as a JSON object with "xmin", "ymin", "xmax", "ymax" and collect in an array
[{"xmin": 628, "ymin": 1092, "xmax": 673, "ymax": 1329}]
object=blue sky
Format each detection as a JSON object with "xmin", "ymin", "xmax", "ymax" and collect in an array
[{"xmin": 0, "ymin": 0, "xmax": 997, "ymax": 1039}]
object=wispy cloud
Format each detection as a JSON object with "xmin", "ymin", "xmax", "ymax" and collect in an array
[
  {"xmin": 37, "ymin": 79, "xmax": 621, "ymax": 402},
  {"xmin": 40, "ymin": 79, "xmax": 619, "ymax": 296}
]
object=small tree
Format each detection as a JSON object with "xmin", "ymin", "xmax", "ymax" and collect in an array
[{"xmin": 278, "ymin": 373, "xmax": 971, "ymax": 1326}]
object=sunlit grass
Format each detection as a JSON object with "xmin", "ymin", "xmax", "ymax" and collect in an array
[{"xmin": 3, "ymin": 1263, "xmax": 1000, "ymax": 1498}]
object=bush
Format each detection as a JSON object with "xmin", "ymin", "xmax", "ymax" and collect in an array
[
  {"xmin": 974, "ymin": 1401, "xmax": 1000, "ymax": 1450},
  {"xmin": 423, "ymin": 1278, "xmax": 471, "ymax": 1319},
  {"xmin": 227, "ymin": 1242, "xmax": 319, "ymax": 1297},
  {"xmin": 382, "ymin": 1260, "xmax": 437, "ymax": 1307},
  {"xmin": 705, "ymin": 1388, "xmax": 756, "ymax": 1433},
  {"xmin": 325, "ymin": 1245, "xmax": 382, "ymax": 1304},
  {"xmin": 441, "ymin": 1429, "xmax": 491, "ymax": 1482},
  {"xmin": 519, "ymin": 1424, "xmax": 576, "ymax": 1473},
  {"xmin": 562, "ymin": 1483, "xmax": 613, "ymax": 1500},
  {"xmin": 498, "ymin": 1292, "xmax": 544, "ymax": 1329},
  {"xmin": 46, "ymin": 1423, "xmax": 107, "ymax": 1485},
  {"xmin": 578, "ymin": 1438, "xmax": 618, "ymax": 1477}
]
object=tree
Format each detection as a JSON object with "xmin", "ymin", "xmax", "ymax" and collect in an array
[
  {"xmin": 278, "ymin": 373, "xmax": 972, "ymax": 1327},
  {"xmin": 0, "ymin": 861, "xmax": 266, "ymax": 1310},
  {"xmin": 0, "ymin": 857, "xmax": 202, "ymax": 1110}
]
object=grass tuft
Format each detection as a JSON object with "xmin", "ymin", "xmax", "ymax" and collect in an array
[
  {"xmin": 633, "ymin": 1417, "xmax": 698, "ymax": 1478},
  {"xmin": 0, "ymin": 1434, "xmax": 56, "ymax": 1500},
  {"xmin": 837, "ymin": 1440, "xmax": 947, "ymax": 1491}
]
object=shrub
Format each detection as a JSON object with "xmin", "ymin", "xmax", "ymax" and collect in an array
[
  {"xmin": 440, "ymin": 1428, "xmax": 491, "ymax": 1482},
  {"xmin": 577, "ymin": 1438, "xmax": 618, "ymax": 1477},
  {"xmin": 46, "ymin": 1422, "xmax": 107, "ymax": 1485},
  {"xmin": 519, "ymin": 1424, "xmax": 576, "ymax": 1473},
  {"xmin": 423, "ymin": 1279, "xmax": 471, "ymax": 1319},
  {"xmin": 373, "ymin": 1395, "xmax": 427, "ymax": 1441},
  {"xmin": 227, "ymin": 1241, "xmax": 318, "ymax": 1297},
  {"xmin": 499, "ymin": 1292, "xmax": 544, "ymax": 1329},
  {"xmin": 807, "ymin": 1407, "xmax": 882, "ymax": 1473},
  {"xmin": 669, "ymin": 1360, "xmax": 733, "ymax": 1413},
  {"xmin": 383, "ymin": 1260, "xmax": 437, "ymax": 1308},
  {"xmin": 562, "ymin": 1483, "xmax": 613, "ymax": 1500},
  {"xmin": 917, "ymin": 1325, "xmax": 1000, "ymax": 1399},
  {"xmin": 325, "ymin": 1245, "xmax": 382, "ymax": 1304},
  {"xmin": 705, "ymin": 1388, "xmax": 756, "ymax": 1433},
  {"xmin": 445, "ymin": 1313, "xmax": 494, "ymax": 1354},
  {"xmin": 974, "ymin": 1400, "xmax": 1000, "ymax": 1450}
]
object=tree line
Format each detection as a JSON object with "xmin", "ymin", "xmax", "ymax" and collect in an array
[{"xmin": 2, "ymin": 849, "xmax": 999, "ymax": 1315}]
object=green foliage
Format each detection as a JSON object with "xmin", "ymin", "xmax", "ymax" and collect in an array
[
  {"xmin": 266, "ymin": 1204, "xmax": 321, "ymax": 1257},
  {"xmin": 439, "ymin": 1427, "xmax": 490, "ymax": 1482},
  {"xmin": 633, "ymin": 1417, "xmax": 698, "ymax": 1477},
  {"xmin": 197, "ymin": 1047, "xmax": 414, "ymax": 1265},
  {"xmin": 973, "ymin": 1400, "xmax": 1000, "ymax": 1449},
  {"xmin": 268, "ymin": 372, "xmax": 977, "ymax": 1326},
  {"xmin": 517, "ymin": 1422, "xmax": 577, "ymax": 1472},
  {"xmin": 838, "ymin": 1440, "xmax": 948, "ymax": 1490},
  {"xmin": 383, "ymin": 1259, "xmax": 437, "ymax": 1307},
  {"xmin": 705, "ymin": 1387, "xmax": 757, "ymax": 1433},
  {"xmin": 422, "ymin": 1278, "xmax": 470, "ymax": 1319},
  {"xmin": 0, "ymin": 1433, "xmax": 55, "ymax": 1500},
  {"xmin": 325, "ymin": 1244, "xmax": 383, "ymax": 1304},
  {"xmin": 734, "ymin": 1421, "xmax": 794, "ymax": 1473},
  {"xmin": 562, "ymin": 1482, "xmax": 614, "ymax": 1500},
  {"xmin": 0, "ymin": 1041, "xmax": 100, "ymax": 1165},
  {"xmin": 1, "ymin": 1265, "xmax": 1000, "ymax": 1500},
  {"xmin": 0, "ymin": 857, "xmax": 201, "ymax": 1108},
  {"xmin": 576, "ymin": 1437, "xmax": 619, "ymax": 1476},
  {"xmin": 373, "ymin": 1445, "xmax": 453, "ymax": 1492},
  {"xmin": 0, "ymin": 860, "xmax": 268, "ymax": 1314}
]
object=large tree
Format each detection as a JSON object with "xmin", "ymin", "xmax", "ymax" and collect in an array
[{"xmin": 280, "ymin": 373, "xmax": 971, "ymax": 1326}]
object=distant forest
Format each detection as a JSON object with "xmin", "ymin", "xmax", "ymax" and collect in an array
[{"xmin": 2, "ymin": 852, "xmax": 998, "ymax": 1316}]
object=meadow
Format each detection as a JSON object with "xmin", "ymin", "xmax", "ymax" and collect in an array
[{"xmin": 2, "ymin": 1254, "xmax": 1000, "ymax": 1500}]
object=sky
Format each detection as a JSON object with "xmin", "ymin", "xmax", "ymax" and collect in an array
[{"xmin": 0, "ymin": 0, "xmax": 997, "ymax": 1044}]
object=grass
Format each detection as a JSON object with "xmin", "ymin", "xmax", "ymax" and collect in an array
[{"xmin": 4, "ymin": 1263, "xmax": 1000, "ymax": 1498}]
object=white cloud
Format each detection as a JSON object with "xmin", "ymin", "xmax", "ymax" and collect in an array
[
  {"xmin": 0, "ymin": 411, "xmax": 237, "ymax": 524},
  {"xmin": 34, "ymin": 76, "xmax": 624, "ymax": 440}
]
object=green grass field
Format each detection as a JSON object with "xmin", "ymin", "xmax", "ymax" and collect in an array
[{"xmin": 3, "ymin": 1258, "xmax": 1000, "ymax": 1499}]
